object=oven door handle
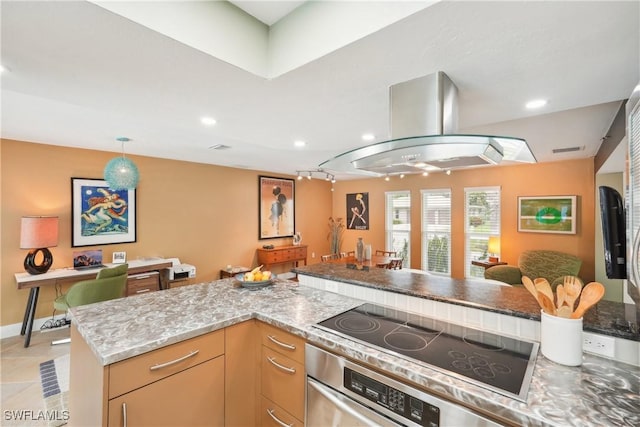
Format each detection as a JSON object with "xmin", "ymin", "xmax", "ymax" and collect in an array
[{"xmin": 307, "ymin": 378, "xmax": 387, "ymax": 427}]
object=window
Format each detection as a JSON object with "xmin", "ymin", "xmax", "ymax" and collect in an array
[
  {"xmin": 421, "ymin": 189, "xmax": 451, "ymax": 275},
  {"xmin": 465, "ymin": 187, "xmax": 501, "ymax": 278},
  {"xmin": 385, "ymin": 191, "xmax": 410, "ymax": 267}
]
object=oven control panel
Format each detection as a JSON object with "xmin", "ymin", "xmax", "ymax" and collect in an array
[{"xmin": 345, "ymin": 367, "xmax": 440, "ymax": 426}]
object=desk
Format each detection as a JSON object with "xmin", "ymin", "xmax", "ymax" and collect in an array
[
  {"xmin": 471, "ymin": 260, "xmax": 507, "ymax": 270},
  {"xmin": 15, "ymin": 258, "xmax": 172, "ymax": 348}
]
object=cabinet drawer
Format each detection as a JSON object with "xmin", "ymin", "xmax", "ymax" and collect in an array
[
  {"xmin": 126, "ymin": 272, "xmax": 159, "ymax": 296},
  {"xmin": 109, "ymin": 329, "xmax": 224, "ymax": 399},
  {"xmin": 261, "ymin": 346, "xmax": 305, "ymax": 421},
  {"xmin": 108, "ymin": 355, "xmax": 224, "ymax": 427},
  {"xmin": 260, "ymin": 396, "xmax": 303, "ymax": 427},
  {"xmin": 260, "ymin": 322, "xmax": 305, "ymax": 364}
]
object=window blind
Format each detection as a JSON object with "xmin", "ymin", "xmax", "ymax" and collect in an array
[
  {"xmin": 385, "ymin": 191, "xmax": 411, "ymax": 267},
  {"xmin": 421, "ymin": 189, "xmax": 452, "ymax": 275},
  {"xmin": 465, "ymin": 186, "xmax": 501, "ymax": 278}
]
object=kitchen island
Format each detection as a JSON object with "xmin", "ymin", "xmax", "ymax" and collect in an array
[
  {"xmin": 293, "ymin": 262, "xmax": 639, "ymax": 343},
  {"xmin": 69, "ymin": 277, "xmax": 640, "ymax": 427}
]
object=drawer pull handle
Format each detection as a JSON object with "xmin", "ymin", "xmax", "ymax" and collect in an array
[
  {"xmin": 267, "ymin": 408, "xmax": 293, "ymax": 427},
  {"xmin": 267, "ymin": 356, "xmax": 296, "ymax": 374},
  {"xmin": 150, "ymin": 350, "xmax": 199, "ymax": 371},
  {"xmin": 122, "ymin": 402, "xmax": 127, "ymax": 427},
  {"xmin": 133, "ymin": 275, "xmax": 151, "ymax": 280},
  {"xmin": 267, "ymin": 334, "xmax": 296, "ymax": 350},
  {"xmin": 136, "ymin": 289, "xmax": 151, "ymax": 294}
]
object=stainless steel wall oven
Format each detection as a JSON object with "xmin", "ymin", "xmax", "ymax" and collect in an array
[{"xmin": 306, "ymin": 344, "xmax": 503, "ymax": 426}]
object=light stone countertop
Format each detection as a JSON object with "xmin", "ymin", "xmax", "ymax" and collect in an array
[{"xmin": 70, "ymin": 279, "xmax": 640, "ymax": 427}]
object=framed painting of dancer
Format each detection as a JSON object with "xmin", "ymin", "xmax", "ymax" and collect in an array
[
  {"xmin": 346, "ymin": 192, "xmax": 369, "ymax": 230},
  {"xmin": 71, "ymin": 177, "xmax": 137, "ymax": 247},
  {"xmin": 259, "ymin": 175, "xmax": 295, "ymax": 239}
]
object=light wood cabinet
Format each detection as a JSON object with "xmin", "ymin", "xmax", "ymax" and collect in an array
[
  {"xmin": 107, "ymin": 356, "xmax": 224, "ymax": 427},
  {"xmin": 259, "ymin": 322, "xmax": 305, "ymax": 424},
  {"xmin": 69, "ymin": 326, "xmax": 225, "ymax": 427},
  {"xmin": 225, "ymin": 320, "xmax": 259, "ymax": 427},
  {"xmin": 260, "ymin": 322, "xmax": 305, "ymax": 364},
  {"xmin": 69, "ymin": 322, "xmax": 305, "ymax": 427},
  {"xmin": 260, "ymin": 396, "xmax": 303, "ymax": 427},
  {"xmin": 109, "ymin": 329, "xmax": 224, "ymax": 399}
]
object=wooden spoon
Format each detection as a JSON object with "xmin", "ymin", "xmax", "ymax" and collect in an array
[
  {"xmin": 534, "ymin": 278, "xmax": 555, "ymax": 310},
  {"xmin": 571, "ymin": 282, "xmax": 605, "ymax": 319},
  {"xmin": 522, "ymin": 276, "xmax": 540, "ymax": 303},
  {"xmin": 537, "ymin": 291, "xmax": 557, "ymax": 315}
]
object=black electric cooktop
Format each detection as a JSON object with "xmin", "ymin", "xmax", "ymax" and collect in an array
[{"xmin": 315, "ymin": 303, "xmax": 538, "ymax": 401}]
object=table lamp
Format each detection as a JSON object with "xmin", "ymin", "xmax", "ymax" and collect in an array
[
  {"xmin": 20, "ymin": 216, "xmax": 59, "ymax": 275},
  {"xmin": 487, "ymin": 236, "xmax": 500, "ymax": 263}
]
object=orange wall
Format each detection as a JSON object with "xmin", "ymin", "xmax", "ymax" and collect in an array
[
  {"xmin": 0, "ymin": 138, "xmax": 596, "ymax": 327},
  {"xmin": 331, "ymin": 158, "xmax": 596, "ymax": 280},
  {"xmin": 0, "ymin": 139, "xmax": 333, "ymax": 326}
]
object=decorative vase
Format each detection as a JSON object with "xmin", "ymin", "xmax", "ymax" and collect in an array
[{"xmin": 356, "ymin": 238, "xmax": 364, "ymax": 263}]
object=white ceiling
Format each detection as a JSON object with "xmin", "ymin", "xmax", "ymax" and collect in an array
[
  {"xmin": 1, "ymin": 1, "xmax": 638, "ymax": 180},
  {"xmin": 229, "ymin": 0, "xmax": 307, "ymax": 25}
]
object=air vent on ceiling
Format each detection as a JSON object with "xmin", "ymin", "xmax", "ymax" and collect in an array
[
  {"xmin": 209, "ymin": 144, "xmax": 231, "ymax": 150},
  {"xmin": 552, "ymin": 146, "xmax": 584, "ymax": 154}
]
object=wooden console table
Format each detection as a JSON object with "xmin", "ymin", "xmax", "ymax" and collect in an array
[
  {"xmin": 15, "ymin": 258, "xmax": 172, "ymax": 348},
  {"xmin": 471, "ymin": 260, "xmax": 507, "ymax": 270},
  {"xmin": 256, "ymin": 245, "xmax": 307, "ymax": 273}
]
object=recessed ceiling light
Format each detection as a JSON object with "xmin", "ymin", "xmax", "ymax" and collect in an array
[
  {"xmin": 0, "ymin": 64, "xmax": 9, "ymax": 73},
  {"xmin": 294, "ymin": 140, "xmax": 306, "ymax": 147},
  {"xmin": 525, "ymin": 99, "xmax": 548, "ymax": 109},
  {"xmin": 201, "ymin": 117, "xmax": 217, "ymax": 126},
  {"xmin": 362, "ymin": 133, "xmax": 375, "ymax": 141}
]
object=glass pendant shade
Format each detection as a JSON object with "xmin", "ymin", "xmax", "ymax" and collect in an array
[{"xmin": 104, "ymin": 156, "xmax": 139, "ymax": 190}]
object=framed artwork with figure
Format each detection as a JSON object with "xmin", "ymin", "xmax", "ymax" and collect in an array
[
  {"xmin": 347, "ymin": 192, "xmax": 369, "ymax": 230},
  {"xmin": 259, "ymin": 175, "xmax": 295, "ymax": 239},
  {"xmin": 71, "ymin": 177, "xmax": 137, "ymax": 247}
]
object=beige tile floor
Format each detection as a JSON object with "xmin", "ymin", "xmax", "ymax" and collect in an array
[{"xmin": 1, "ymin": 327, "xmax": 70, "ymax": 427}]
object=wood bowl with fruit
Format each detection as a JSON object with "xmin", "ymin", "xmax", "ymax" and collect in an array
[{"xmin": 234, "ymin": 265, "xmax": 276, "ymax": 289}]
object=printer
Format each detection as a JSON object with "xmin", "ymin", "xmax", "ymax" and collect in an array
[{"xmin": 167, "ymin": 258, "xmax": 196, "ymax": 280}]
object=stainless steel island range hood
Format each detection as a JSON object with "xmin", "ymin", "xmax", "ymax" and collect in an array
[{"xmin": 320, "ymin": 72, "xmax": 536, "ymax": 176}]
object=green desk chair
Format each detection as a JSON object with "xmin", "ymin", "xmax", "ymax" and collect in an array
[{"xmin": 52, "ymin": 263, "xmax": 128, "ymax": 345}]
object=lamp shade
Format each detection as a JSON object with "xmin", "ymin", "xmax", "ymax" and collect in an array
[
  {"xmin": 104, "ymin": 156, "xmax": 139, "ymax": 190},
  {"xmin": 487, "ymin": 236, "xmax": 500, "ymax": 255},
  {"xmin": 20, "ymin": 216, "xmax": 59, "ymax": 249}
]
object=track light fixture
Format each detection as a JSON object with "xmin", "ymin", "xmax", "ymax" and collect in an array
[{"xmin": 295, "ymin": 169, "xmax": 337, "ymax": 183}]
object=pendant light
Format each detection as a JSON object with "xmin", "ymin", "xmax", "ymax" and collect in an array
[{"xmin": 104, "ymin": 137, "xmax": 139, "ymax": 190}]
